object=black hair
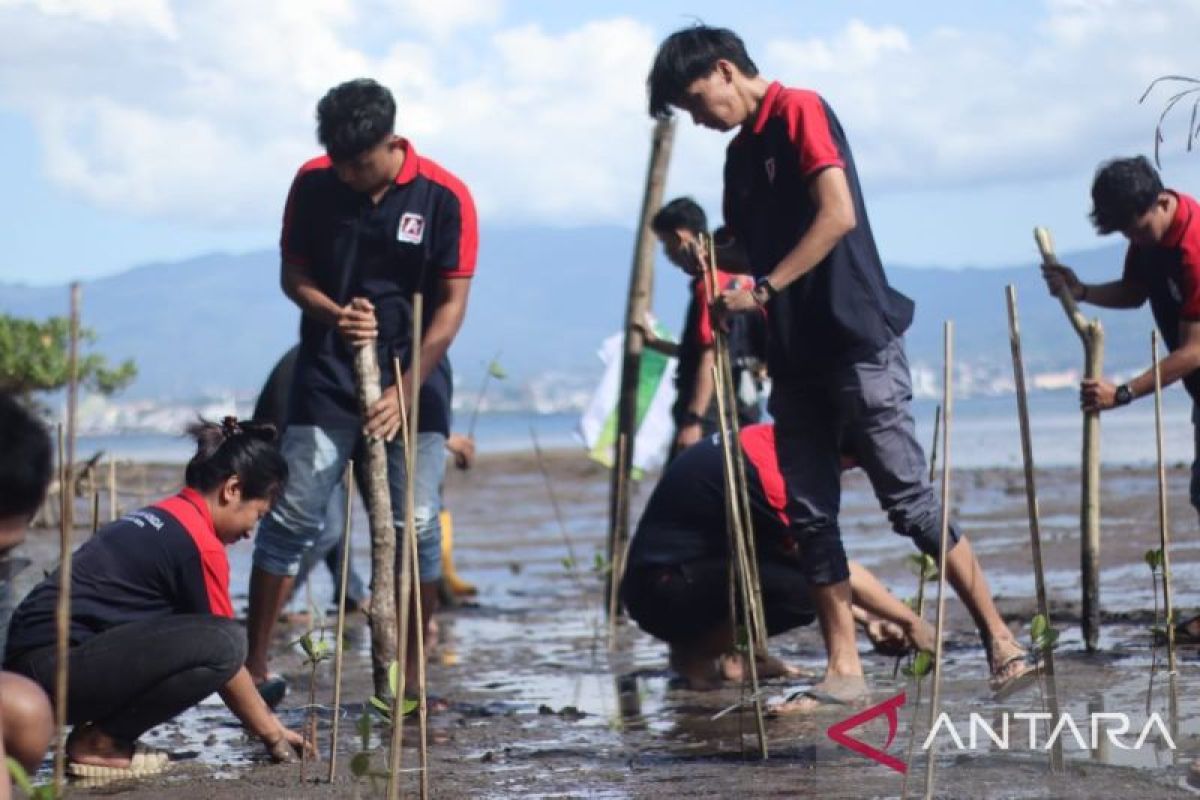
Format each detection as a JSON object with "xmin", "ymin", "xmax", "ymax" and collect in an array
[
  {"xmin": 651, "ymin": 197, "xmax": 708, "ymax": 236},
  {"xmin": 184, "ymin": 417, "xmax": 287, "ymax": 502},
  {"xmin": 648, "ymin": 25, "xmax": 758, "ymax": 118},
  {"xmin": 1089, "ymin": 156, "xmax": 1165, "ymax": 234},
  {"xmin": 0, "ymin": 394, "xmax": 52, "ymax": 521},
  {"xmin": 316, "ymin": 78, "xmax": 397, "ymax": 162}
]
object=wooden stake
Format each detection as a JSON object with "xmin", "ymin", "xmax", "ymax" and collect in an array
[
  {"xmin": 327, "ymin": 461, "xmax": 355, "ymax": 782},
  {"xmin": 53, "ymin": 423, "xmax": 71, "ymax": 796},
  {"xmin": 607, "ymin": 118, "xmax": 675, "ymax": 618},
  {"xmin": 607, "ymin": 434, "xmax": 630, "ymax": 646},
  {"xmin": 1152, "ymin": 329, "xmax": 1177, "ymax": 675},
  {"xmin": 108, "ymin": 456, "xmax": 118, "ymax": 522},
  {"xmin": 1035, "ymin": 226, "xmax": 1105, "ymax": 651},
  {"xmin": 1005, "ymin": 285, "xmax": 1064, "ymax": 773},
  {"xmin": 924, "ymin": 321, "xmax": 954, "ymax": 800},
  {"xmin": 928, "ymin": 405, "xmax": 941, "ymax": 484},
  {"xmin": 352, "ymin": 344, "xmax": 399, "ymax": 699},
  {"xmin": 90, "ymin": 491, "xmax": 100, "ymax": 536}
]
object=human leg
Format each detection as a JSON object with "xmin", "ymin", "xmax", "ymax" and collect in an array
[
  {"xmin": 840, "ymin": 340, "xmax": 1016, "ymax": 671},
  {"xmin": 10, "ymin": 616, "xmax": 244, "ymax": 768},
  {"xmin": 248, "ymin": 425, "xmax": 355, "ymax": 681},
  {"xmin": 0, "ymin": 672, "xmax": 51, "ymax": 773}
]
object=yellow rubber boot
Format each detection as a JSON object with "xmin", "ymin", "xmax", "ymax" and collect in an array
[{"xmin": 440, "ymin": 509, "xmax": 477, "ymax": 597}]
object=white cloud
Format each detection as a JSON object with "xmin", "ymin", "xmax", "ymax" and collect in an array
[
  {"xmin": 1, "ymin": 0, "xmax": 1198, "ymax": 237},
  {"xmin": 762, "ymin": 1, "xmax": 1200, "ymax": 192}
]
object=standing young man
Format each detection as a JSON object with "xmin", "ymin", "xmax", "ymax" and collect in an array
[
  {"xmin": 1042, "ymin": 155, "xmax": 1200, "ymax": 640},
  {"xmin": 246, "ymin": 78, "xmax": 477, "ymax": 703},
  {"xmin": 647, "ymin": 26, "xmax": 1029, "ymax": 709},
  {"xmin": 643, "ymin": 197, "xmax": 766, "ymax": 459}
]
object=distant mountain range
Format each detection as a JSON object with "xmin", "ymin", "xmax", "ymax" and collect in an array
[{"xmin": 0, "ymin": 225, "xmax": 1157, "ymax": 404}]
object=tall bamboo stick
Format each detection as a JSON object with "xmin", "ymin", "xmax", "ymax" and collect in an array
[
  {"xmin": 924, "ymin": 321, "xmax": 954, "ymax": 800},
  {"xmin": 607, "ymin": 434, "xmax": 630, "ymax": 646},
  {"xmin": 327, "ymin": 461, "xmax": 355, "ymax": 782},
  {"xmin": 108, "ymin": 456, "xmax": 117, "ymax": 522},
  {"xmin": 1035, "ymin": 226, "xmax": 1104, "ymax": 651},
  {"xmin": 1005, "ymin": 285, "xmax": 1064, "ymax": 773},
  {"xmin": 53, "ymin": 424, "xmax": 70, "ymax": 796},
  {"xmin": 607, "ymin": 118, "xmax": 676, "ymax": 618},
  {"xmin": 1152, "ymin": 330, "xmax": 1177, "ymax": 675},
  {"xmin": 353, "ymin": 343, "xmax": 398, "ymax": 698}
]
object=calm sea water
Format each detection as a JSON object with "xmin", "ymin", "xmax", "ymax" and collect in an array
[{"xmin": 76, "ymin": 390, "xmax": 1197, "ymax": 469}]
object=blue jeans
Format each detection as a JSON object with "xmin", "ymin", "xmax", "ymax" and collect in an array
[
  {"xmin": 292, "ymin": 476, "xmax": 369, "ymax": 607},
  {"xmin": 253, "ymin": 426, "xmax": 447, "ymax": 581}
]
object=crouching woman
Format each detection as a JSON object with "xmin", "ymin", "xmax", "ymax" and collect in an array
[{"xmin": 4, "ymin": 418, "xmax": 312, "ymax": 779}]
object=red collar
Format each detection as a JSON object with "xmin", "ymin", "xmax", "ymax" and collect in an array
[
  {"xmin": 1163, "ymin": 190, "xmax": 1192, "ymax": 249},
  {"xmin": 751, "ymin": 81, "xmax": 784, "ymax": 135},
  {"xmin": 177, "ymin": 487, "xmax": 216, "ymax": 535},
  {"xmin": 394, "ymin": 138, "xmax": 420, "ymax": 185}
]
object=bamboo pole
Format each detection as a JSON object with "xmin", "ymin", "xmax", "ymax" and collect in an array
[
  {"xmin": 607, "ymin": 434, "xmax": 630, "ymax": 645},
  {"xmin": 606, "ymin": 118, "xmax": 676, "ymax": 618},
  {"xmin": 1035, "ymin": 226, "xmax": 1104, "ymax": 651},
  {"xmin": 1152, "ymin": 330, "xmax": 1177, "ymax": 675},
  {"xmin": 924, "ymin": 321, "xmax": 954, "ymax": 800},
  {"xmin": 108, "ymin": 456, "xmax": 118, "ymax": 522},
  {"xmin": 52, "ymin": 424, "xmax": 70, "ymax": 796},
  {"xmin": 90, "ymin": 491, "xmax": 100, "ymax": 536},
  {"xmin": 1005, "ymin": 285, "xmax": 1064, "ymax": 773},
  {"xmin": 327, "ymin": 461, "xmax": 355, "ymax": 782},
  {"xmin": 353, "ymin": 343, "xmax": 398, "ymax": 698}
]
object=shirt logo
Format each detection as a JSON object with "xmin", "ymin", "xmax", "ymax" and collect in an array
[
  {"xmin": 397, "ymin": 212, "xmax": 426, "ymax": 244},
  {"xmin": 764, "ymin": 157, "xmax": 776, "ymax": 184}
]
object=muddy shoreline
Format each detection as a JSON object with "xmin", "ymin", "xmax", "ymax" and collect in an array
[{"xmin": 12, "ymin": 452, "xmax": 1200, "ymax": 798}]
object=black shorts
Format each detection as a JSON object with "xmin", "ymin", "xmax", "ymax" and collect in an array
[{"xmin": 621, "ymin": 554, "xmax": 815, "ymax": 645}]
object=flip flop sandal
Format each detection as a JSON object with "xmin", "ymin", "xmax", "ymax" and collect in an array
[
  {"xmin": 989, "ymin": 656, "xmax": 1042, "ymax": 701},
  {"xmin": 256, "ymin": 676, "xmax": 288, "ymax": 710},
  {"xmin": 69, "ymin": 744, "xmax": 171, "ymax": 779},
  {"xmin": 766, "ymin": 686, "xmax": 868, "ymax": 716}
]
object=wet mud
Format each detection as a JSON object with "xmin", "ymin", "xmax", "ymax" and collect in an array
[{"xmin": 14, "ymin": 453, "xmax": 1200, "ymax": 798}]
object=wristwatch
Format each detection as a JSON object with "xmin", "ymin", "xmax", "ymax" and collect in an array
[
  {"xmin": 1114, "ymin": 383, "xmax": 1133, "ymax": 407},
  {"xmin": 753, "ymin": 276, "xmax": 778, "ymax": 306}
]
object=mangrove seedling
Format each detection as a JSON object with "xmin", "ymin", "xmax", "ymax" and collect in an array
[
  {"xmin": 1029, "ymin": 613, "xmax": 1060, "ymax": 712},
  {"xmin": 368, "ymin": 661, "xmax": 419, "ymax": 724},
  {"xmin": 296, "ymin": 629, "xmax": 333, "ymax": 781}
]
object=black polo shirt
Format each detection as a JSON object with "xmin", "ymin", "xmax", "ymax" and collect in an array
[
  {"xmin": 723, "ymin": 82, "xmax": 913, "ymax": 378},
  {"xmin": 1122, "ymin": 190, "xmax": 1200, "ymax": 402},
  {"xmin": 281, "ymin": 140, "xmax": 477, "ymax": 430}
]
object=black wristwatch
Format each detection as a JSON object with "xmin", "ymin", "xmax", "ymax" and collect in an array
[
  {"xmin": 680, "ymin": 411, "xmax": 704, "ymax": 426},
  {"xmin": 1114, "ymin": 383, "xmax": 1133, "ymax": 407},
  {"xmin": 753, "ymin": 276, "xmax": 778, "ymax": 306}
]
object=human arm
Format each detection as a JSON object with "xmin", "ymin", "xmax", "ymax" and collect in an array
[
  {"xmin": 718, "ymin": 167, "xmax": 856, "ymax": 312},
  {"xmin": 365, "ymin": 276, "xmax": 472, "ymax": 441},
  {"xmin": 848, "ymin": 561, "xmax": 935, "ymax": 653},
  {"xmin": 219, "ymin": 667, "xmax": 313, "ymax": 762},
  {"xmin": 674, "ymin": 348, "xmax": 715, "ymax": 451},
  {"xmin": 1082, "ymin": 318, "xmax": 1200, "ymax": 411},
  {"xmin": 446, "ymin": 433, "xmax": 476, "ymax": 470},
  {"xmin": 1040, "ymin": 264, "xmax": 1147, "ymax": 309}
]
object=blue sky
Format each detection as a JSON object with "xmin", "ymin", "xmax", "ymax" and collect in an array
[{"xmin": 2, "ymin": 0, "xmax": 1200, "ymax": 285}]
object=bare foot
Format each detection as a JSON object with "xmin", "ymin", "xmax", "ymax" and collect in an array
[
  {"xmin": 66, "ymin": 723, "xmax": 134, "ymax": 769},
  {"xmin": 719, "ymin": 651, "xmax": 809, "ymax": 681},
  {"xmin": 669, "ymin": 649, "xmax": 724, "ymax": 690}
]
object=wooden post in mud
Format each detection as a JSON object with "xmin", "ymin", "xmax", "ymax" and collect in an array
[
  {"xmin": 1035, "ymin": 226, "xmax": 1104, "ymax": 652},
  {"xmin": 352, "ymin": 344, "xmax": 398, "ymax": 698},
  {"xmin": 924, "ymin": 321, "xmax": 954, "ymax": 800},
  {"xmin": 606, "ymin": 117, "xmax": 675, "ymax": 618},
  {"xmin": 1151, "ymin": 331, "xmax": 1178, "ymax": 675},
  {"xmin": 328, "ymin": 461, "xmax": 354, "ymax": 782},
  {"xmin": 1005, "ymin": 286, "xmax": 1064, "ymax": 773}
]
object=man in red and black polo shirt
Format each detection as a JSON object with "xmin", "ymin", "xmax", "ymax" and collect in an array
[
  {"xmin": 647, "ymin": 26, "xmax": 1028, "ymax": 710},
  {"xmin": 642, "ymin": 196, "xmax": 765, "ymax": 460},
  {"xmin": 247, "ymin": 78, "xmax": 478, "ymax": 699},
  {"xmin": 1043, "ymin": 155, "xmax": 1200, "ymax": 637}
]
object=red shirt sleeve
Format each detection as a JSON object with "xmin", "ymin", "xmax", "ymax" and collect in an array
[
  {"xmin": 419, "ymin": 160, "xmax": 479, "ymax": 278},
  {"xmin": 780, "ymin": 90, "xmax": 845, "ymax": 177},
  {"xmin": 1179, "ymin": 236, "xmax": 1200, "ymax": 320}
]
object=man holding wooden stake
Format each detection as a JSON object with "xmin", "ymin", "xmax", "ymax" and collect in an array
[
  {"xmin": 648, "ymin": 25, "xmax": 1033, "ymax": 710},
  {"xmin": 1042, "ymin": 155, "xmax": 1200, "ymax": 640},
  {"xmin": 246, "ymin": 78, "xmax": 478, "ymax": 704}
]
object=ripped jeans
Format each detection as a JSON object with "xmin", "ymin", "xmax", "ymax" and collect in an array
[{"xmin": 253, "ymin": 425, "xmax": 446, "ymax": 582}]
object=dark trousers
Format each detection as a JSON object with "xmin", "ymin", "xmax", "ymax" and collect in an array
[
  {"xmin": 770, "ymin": 338, "xmax": 961, "ymax": 586},
  {"xmin": 8, "ymin": 615, "xmax": 245, "ymax": 741}
]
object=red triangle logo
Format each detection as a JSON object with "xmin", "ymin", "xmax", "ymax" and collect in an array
[{"xmin": 826, "ymin": 691, "xmax": 907, "ymax": 774}]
